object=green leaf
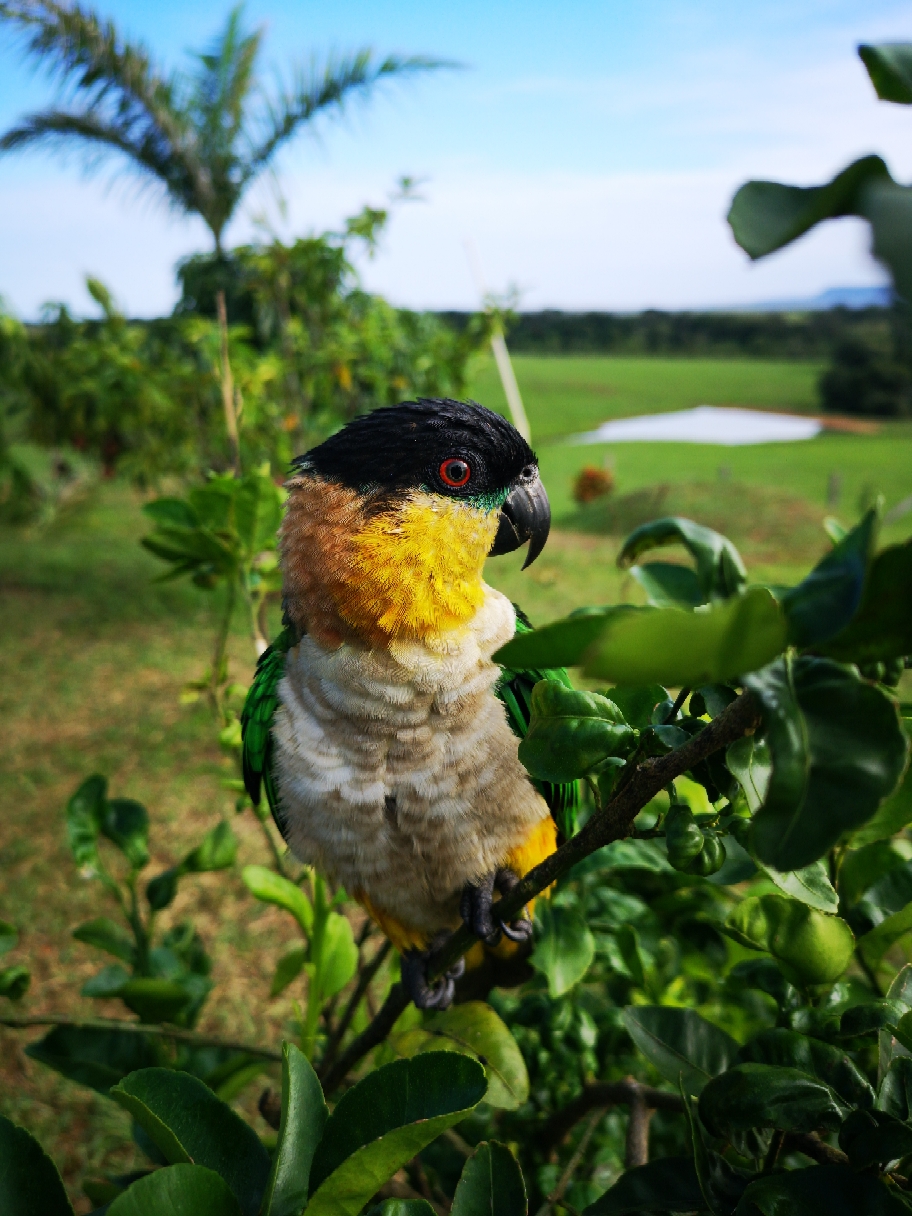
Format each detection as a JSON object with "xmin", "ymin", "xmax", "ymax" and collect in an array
[
  {"xmin": 851, "ymin": 752, "xmax": 912, "ymax": 845},
  {"xmin": 725, "ymin": 736, "xmax": 771, "ymax": 813},
  {"xmin": 723, "ymin": 894, "xmax": 855, "ymax": 987},
  {"xmin": 106, "ymin": 1164, "xmax": 242, "ymax": 1216},
  {"xmin": 82, "ymin": 962, "xmax": 130, "ymax": 998},
  {"xmin": 629, "ymin": 562, "xmax": 705, "ymax": 608},
  {"xmin": 621, "ymin": 1006, "xmax": 737, "ymax": 1097},
  {"xmin": 25, "ymin": 1025, "xmax": 159, "ymax": 1095},
  {"xmin": 839, "ymin": 841, "xmax": 909, "ymax": 906},
  {"xmin": 101, "ymin": 798, "xmax": 150, "ymax": 869},
  {"xmin": 839, "ymin": 1107, "xmax": 912, "ymax": 1169},
  {"xmin": 146, "ymin": 867, "xmax": 180, "ymax": 911},
  {"xmin": 530, "ymin": 903, "xmax": 595, "ymax": 997},
  {"xmin": 260, "ymin": 1044, "xmax": 327, "ymax": 1216},
  {"xmin": 117, "ymin": 977, "xmax": 209, "ymax": 1025},
  {"xmin": 699, "ymin": 1064, "xmax": 847, "ymax": 1137},
  {"xmin": 860, "ymin": 42, "xmax": 912, "ymax": 103},
  {"xmin": 270, "ymin": 947, "xmax": 307, "ymax": 998},
  {"xmin": 111, "ymin": 1069, "xmax": 270, "ymax": 1216},
  {"xmin": 318, "ymin": 912, "xmax": 359, "ymax": 1001},
  {"xmin": 0, "ymin": 1113, "xmax": 74, "ymax": 1215},
  {"xmin": 745, "ymin": 656, "xmax": 909, "ymax": 871},
  {"xmin": 184, "ymin": 821, "xmax": 237, "ymax": 872},
  {"xmin": 727, "ymin": 155, "xmax": 890, "ymax": 258},
  {"xmin": 737, "ymin": 1028, "xmax": 874, "ymax": 1108},
  {"xmin": 583, "ymin": 588, "xmax": 787, "ymax": 688},
  {"xmin": 493, "ymin": 608, "xmax": 632, "ymax": 671},
  {"xmin": 823, "ymin": 539, "xmax": 912, "ymax": 663},
  {"xmin": 242, "ymin": 866, "xmax": 313, "ymax": 935},
  {"xmin": 863, "ymin": 179, "xmax": 912, "ymax": 303},
  {"xmin": 307, "ymin": 1053, "xmax": 486, "ymax": 1216},
  {"xmin": 877, "ymin": 1056, "xmax": 912, "ymax": 1120},
  {"xmin": 606, "ymin": 685, "xmax": 668, "ymax": 730},
  {"xmin": 65, "ymin": 773, "xmax": 107, "ymax": 871},
  {"xmin": 583, "ymin": 1157, "xmax": 705, "ymax": 1214},
  {"xmin": 0, "ymin": 965, "xmax": 30, "ymax": 1001},
  {"xmin": 518, "ymin": 682, "xmax": 635, "ymax": 783},
  {"xmin": 0, "ymin": 920, "xmax": 18, "ymax": 958},
  {"xmin": 618, "ymin": 516, "xmax": 747, "ymax": 601},
  {"xmin": 73, "ymin": 917, "xmax": 136, "ymax": 964},
  {"xmin": 393, "ymin": 1002, "xmax": 529, "ymax": 1111},
  {"xmin": 858, "ymin": 900, "xmax": 912, "ymax": 962},
  {"xmin": 736, "ymin": 1164, "xmax": 909, "ymax": 1216},
  {"xmin": 450, "ymin": 1141, "xmax": 526, "ymax": 1216},
  {"xmin": 366, "ymin": 1203, "xmax": 437, "ymax": 1216},
  {"xmin": 760, "ymin": 861, "xmax": 838, "ymax": 914},
  {"xmin": 142, "ymin": 498, "xmax": 199, "ymax": 528},
  {"xmin": 781, "ymin": 508, "xmax": 878, "ymax": 648}
]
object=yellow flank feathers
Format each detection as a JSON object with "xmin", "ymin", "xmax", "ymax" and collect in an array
[{"xmin": 340, "ymin": 492, "xmax": 499, "ymax": 642}]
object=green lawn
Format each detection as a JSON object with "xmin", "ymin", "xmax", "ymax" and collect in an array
[{"xmin": 2, "ymin": 354, "xmax": 911, "ymax": 1208}]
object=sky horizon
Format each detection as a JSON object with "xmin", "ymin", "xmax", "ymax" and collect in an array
[{"xmin": 0, "ymin": 0, "xmax": 910, "ymax": 320}]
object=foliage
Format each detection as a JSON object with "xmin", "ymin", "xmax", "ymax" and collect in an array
[
  {"xmin": 0, "ymin": 0, "xmax": 444, "ymax": 252},
  {"xmin": 819, "ymin": 334, "xmax": 912, "ymax": 419}
]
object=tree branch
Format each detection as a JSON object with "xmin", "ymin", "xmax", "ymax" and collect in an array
[
  {"xmin": 0, "ymin": 1014, "xmax": 282, "ymax": 1062},
  {"xmin": 319, "ymin": 691, "xmax": 761, "ymax": 1093},
  {"xmin": 318, "ymin": 938, "xmax": 391, "ymax": 1080},
  {"xmin": 625, "ymin": 1083, "xmax": 654, "ymax": 1169},
  {"xmin": 538, "ymin": 1081, "xmax": 685, "ymax": 1155}
]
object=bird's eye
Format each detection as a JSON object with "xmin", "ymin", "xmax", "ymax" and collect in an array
[
  {"xmin": 520, "ymin": 464, "xmax": 537, "ymax": 481},
  {"xmin": 439, "ymin": 458, "xmax": 471, "ymax": 487}
]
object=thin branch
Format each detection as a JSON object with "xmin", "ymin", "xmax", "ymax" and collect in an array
[
  {"xmin": 319, "ymin": 691, "xmax": 761, "ymax": 1093},
  {"xmin": 782, "ymin": 1132, "xmax": 849, "ymax": 1167},
  {"xmin": 0, "ymin": 1013, "xmax": 282, "ymax": 1061},
  {"xmin": 663, "ymin": 686, "xmax": 691, "ymax": 724},
  {"xmin": 535, "ymin": 1107, "xmax": 605, "ymax": 1216},
  {"xmin": 625, "ymin": 1081, "xmax": 653, "ymax": 1168},
  {"xmin": 538, "ymin": 1081, "xmax": 685, "ymax": 1155},
  {"xmin": 318, "ymin": 939, "xmax": 391, "ymax": 1080}
]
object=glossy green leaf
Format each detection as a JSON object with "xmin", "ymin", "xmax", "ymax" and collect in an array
[
  {"xmin": 737, "ymin": 1028, "xmax": 874, "ymax": 1108},
  {"xmin": 111, "ymin": 1069, "xmax": 270, "ymax": 1216},
  {"xmin": 493, "ymin": 608, "xmax": 633, "ymax": 670},
  {"xmin": 307, "ymin": 1053, "xmax": 486, "ymax": 1216},
  {"xmin": 864, "ymin": 179, "xmax": 912, "ymax": 302},
  {"xmin": 142, "ymin": 497, "xmax": 199, "ymax": 528},
  {"xmin": 25, "ymin": 1025, "xmax": 158, "ymax": 1095},
  {"xmin": 450, "ymin": 1141, "xmax": 526, "ymax": 1216},
  {"xmin": 366, "ymin": 1203, "xmax": 437, "ymax": 1216},
  {"xmin": 858, "ymin": 899, "xmax": 912, "ymax": 962},
  {"xmin": 860, "ymin": 42, "xmax": 912, "ymax": 102},
  {"xmin": 0, "ymin": 921, "xmax": 16, "ymax": 958},
  {"xmin": 145, "ymin": 867, "xmax": 180, "ymax": 910},
  {"xmin": 727, "ymin": 155, "xmax": 890, "ymax": 258},
  {"xmin": 0, "ymin": 965, "xmax": 30, "ymax": 1000},
  {"xmin": 583, "ymin": 1156, "xmax": 705, "ymax": 1214},
  {"xmin": 622, "ymin": 1006, "xmax": 737, "ymax": 1097},
  {"xmin": 65, "ymin": 773, "xmax": 107, "ymax": 871},
  {"xmin": 760, "ymin": 860, "xmax": 838, "ymax": 913},
  {"xmin": 839, "ymin": 841, "xmax": 910, "ymax": 906},
  {"xmin": 684, "ymin": 1094, "xmax": 751, "ymax": 1214},
  {"xmin": 699, "ymin": 1064, "xmax": 847, "ymax": 1137},
  {"xmin": 106, "ymin": 1164, "xmax": 242, "ymax": 1216},
  {"xmin": 736, "ymin": 1164, "xmax": 908, "ymax": 1215},
  {"xmin": 530, "ymin": 903, "xmax": 595, "ymax": 997},
  {"xmin": 117, "ymin": 977, "xmax": 208, "ymax": 1025},
  {"xmin": 184, "ymin": 821, "xmax": 237, "ymax": 872},
  {"xmin": 519, "ymin": 681, "xmax": 634, "ymax": 782},
  {"xmin": 823, "ymin": 539, "xmax": 912, "ymax": 663},
  {"xmin": 260, "ymin": 1044, "xmax": 327, "ymax": 1216},
  {"xmin": 618, "ymin": 516, "xmax": 747, "ymax": 601},
  {"xmin": 393, "ymin": 1001, "xmax": 529, "ymax": 1110},
  {"xmin": 725, "ymin": 736, "xmax": 771, "ymax": 814},
  {"xmin": 877, "ymin": 1055, "xmax": 912, "ymax": 1120},
  {"xmin": 781, "ymin": 508, "xmax": 877, "ymax": 648},
  {"xmin": 270, "ymin": 947, "xmax": 307, "ymax": 998},
  {"xmin": 73, "ymin": 917, "xmax": 136, "ymax": 964},
  {"xmin": 880, "ymin": 965, "xmax": 912, "ymax": 1078},
  {"xmin": 724, "ymin": 894, "xmax": 854, "ymax": 987},
  {"xmin": 102, "ymin": 798, "xmax": 150, "ymax": 869},
  {"xmin": 0, "ymin": 1113, "xmax": 74, "ymax": 1215},
  {"xmin": 242, "ymin": 866, "xmax": 313, "ymax": 934},
  {"xmin": 629, "ymin": 561, "xmax": 705, "ymax": 608},
  {"xmin": 851, "ymin": 748, "xmax": 912, "ymax": 845},
  {"xmin": 745, "ymin": 656, "xmax": 909, "ymax": 871},
  {"xmin": 606, "ymin": 685, "xmax": 668, "ymax": 730},
  {"xmin": 839, "ymin": 1107, "xmax": 912, "ymax": 1168},
  {"xmin": 583, "ymin": 588, "xmax": 787, "ymax": 687},
  {"xmin": 318, "ymin": 912, "xmax": 359, "ymax": 1000},
  {"xmin": 840, "ymin": 999, "xmax": 906, "ymax": 1038}
]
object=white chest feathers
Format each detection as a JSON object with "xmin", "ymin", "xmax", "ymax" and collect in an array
[{"xmin": 271, "ymin": 585, "xmax": 549, "ymax": 936}]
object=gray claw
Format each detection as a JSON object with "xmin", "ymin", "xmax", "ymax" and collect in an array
[
  {"xmin": 460, "ymin": 867, "xmax": 532, "ymax": 946},
  {"xmin": 401, "ymin": 946, "xmax": 464, "ymax": 1011}
]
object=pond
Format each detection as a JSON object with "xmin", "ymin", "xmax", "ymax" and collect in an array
[{"xmin": 572, "ymin": 405, "xmax": 823, "ymax": 446}]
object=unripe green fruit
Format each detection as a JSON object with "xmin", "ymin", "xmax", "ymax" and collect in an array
[
  {"xmin": 665, "ymin": 804, "xmax": 705, "ymax": 871},
  {"xmin": 686, "ymin": 835, "xmax": 726, "ymax": 876}
]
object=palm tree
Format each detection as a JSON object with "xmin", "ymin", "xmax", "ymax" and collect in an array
[
  {"xmin": 0, "ymin": 1, "xmax": 448, "ymax": 463},
  {"xmin": 0, "ymin": 1, "xmax": 445, "ymax": 254}
]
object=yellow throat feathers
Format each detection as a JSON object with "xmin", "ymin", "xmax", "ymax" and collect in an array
[{"xmin": 280, "ymin": 476, "xmax": 500, "ymax": 647}]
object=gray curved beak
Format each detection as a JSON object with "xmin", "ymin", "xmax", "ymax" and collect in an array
[{"xmin": 489, "ymin": 474, "xmax": 551, "ymax": 569}]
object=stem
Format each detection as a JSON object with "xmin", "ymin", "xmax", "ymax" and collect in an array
[
  {"xmin": 215, "ymin": 289, "xmax": 240, "ymax": 471},
  {"xmin": 856, "ymin": 947, "xmax": 885, "ymax": 998},
  {"xmin": 253, "ymin": 801, "xmax": 289, "ymax": 877},
  {"xmin": 319, "ymin": 691, "xmax": 761, "ymax": 1093},
  {"xmin": 0, "ymin": 1015, "xmax": 282, "ymax": 1062},
  {"xmin": 663, "ymin": 687, "xmax": 691, "ymax": 724},
  {"xmin": 538, "ymin": 1080, "xmax": 685, "ymax": 1154},
  {"xmin": 125, "ymin": 873, "xmax": 149, "ymax": 975},
  {"xmin": 210, "ymin": 577, "xmax": 237, "ymax": 716},
  {"xmin": 301, "ymin": 874, "xmax": 328, "ymax": 1060},
  {"xmin": 763, "ymin": 1129, "xmax": 785, "ymax": 1174},
  {"xmin": 624, "ymin": 1082, "xmax": 653, "ymax": 1168},
  {"xmin": 535, "ymin": 1107, "xmax": 605, "ymax": 1216},
  {"xmin": 318, "ymin": 940, "xmax": 391, "ymax": 1080}
]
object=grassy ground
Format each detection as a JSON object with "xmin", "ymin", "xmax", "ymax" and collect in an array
[{"xmin": 2, "ymin": 354, "xmax": 911, "ymax": 1209}]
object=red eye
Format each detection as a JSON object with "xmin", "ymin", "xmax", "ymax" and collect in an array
[{"xmin": 439, "ymin": 458, "xmax": 471, "ymax": 487}]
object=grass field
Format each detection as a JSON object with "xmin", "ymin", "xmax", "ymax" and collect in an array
[{"xmin": 2, "ymin": 354, "xmax": 911, "ymax": 1209}]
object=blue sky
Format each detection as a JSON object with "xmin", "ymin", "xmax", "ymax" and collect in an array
[{"xmin": 0, "ymin": 0, "xmax": 910, "ymax": 318}]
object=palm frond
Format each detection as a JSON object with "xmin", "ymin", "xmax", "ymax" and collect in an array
[{"xmin": 247, "ymin": 50, "xmax": 455, "ymax": 176}]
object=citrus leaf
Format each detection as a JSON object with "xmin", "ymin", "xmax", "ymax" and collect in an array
[
  {"xmin": 242, "ymin": 866, "xmax": 313, "ymax": 935},
  {"xmin": 106, "ymin": 1164, "xmax": 242, "ymax": 1216},
  {"xmin": 0, "ymin": 1113, "xmax": 74, "ymax": 1215},
  {"xmin": 622, "ymin": 1006, "xmax": 737, "ymax": 1097},
  {"xmin": 260, "ymin": 1044, "xmax": 327, "ymax": 1216},
  {"xmin": 450, "ymin": 1141, "xmax": 526, "ymax": 1216},
  {"xmin": 530, "ymin": 904, "xmax": 595, "ymax": 997}
]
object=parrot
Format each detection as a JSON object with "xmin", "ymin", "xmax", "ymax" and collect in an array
[{"xmin": 241, "ymin": 397, "xmax": 578, "ymax": 1009}]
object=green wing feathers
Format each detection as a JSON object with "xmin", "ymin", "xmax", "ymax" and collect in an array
[
  {"xmin": 241, "ymin": 625, "xmax": 295, "ymax": 816},
  {"xmin": 496, "ymin": 607, "xmax": 581, "ymax": 841}
]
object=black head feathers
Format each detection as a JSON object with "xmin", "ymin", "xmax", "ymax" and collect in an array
[{"xmin": 293, "ymin": 398, "xmax": 538, "ymax": 506}]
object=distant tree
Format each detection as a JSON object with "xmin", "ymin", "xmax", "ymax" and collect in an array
[
  {"xmin": 819, "ymin": 333, "xmax": 912, "ymax": 418},
  {"xmin": 0, "ymin": 1, "xmax": 445, "ymax": 255}
]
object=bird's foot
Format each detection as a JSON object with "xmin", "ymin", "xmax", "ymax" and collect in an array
[
  {"xmin": 400, "ymin": 933, "xmax": 466, "ymax": 1011},
  {"xmin": 460, "ymin": 867, "xmax": 533, "ymax": 947}
]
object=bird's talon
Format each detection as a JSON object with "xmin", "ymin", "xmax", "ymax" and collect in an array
[{"xmin": 461, "ymin": 867, "xmax": 532, "ymax": 947}]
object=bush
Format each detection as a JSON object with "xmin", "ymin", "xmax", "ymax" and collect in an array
[{"xmin": 819, "ymin": 335, "xmax": 912, "ymax": 418}]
